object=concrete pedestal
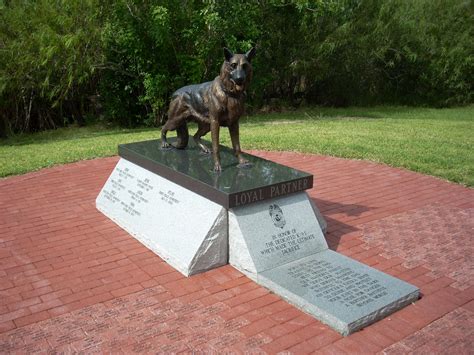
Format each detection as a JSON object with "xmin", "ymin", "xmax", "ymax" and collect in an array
[
  {"xmin": 96, "ymin": 158, "xmax": 227, "ymax": 276},
  {"xmin": 229, "ymin": 192, "xmax": 419, "ymax": 336}
]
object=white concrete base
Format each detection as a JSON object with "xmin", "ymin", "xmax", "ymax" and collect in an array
[
  {"xmin": 228, "ymin": 191, "xmax": 419, "ymax": 336},
  {"xmin": 229, "ymin": 192, "xmax": 327, "ymax": 276},
  {"xmin": 96, "ymin": 158, "xmax": 228, "ymax": 276}
]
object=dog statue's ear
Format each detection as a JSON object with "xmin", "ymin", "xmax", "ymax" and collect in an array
[
  {"xmin": 224, "ymin": 48, "xmax": 234, "ymax": 62},
  {"xmin": 245, "ymin": 47, "xmax": 256, "ymax": 62}
]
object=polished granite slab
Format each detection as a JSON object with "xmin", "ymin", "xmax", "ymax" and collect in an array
[
  {"xmin": 259, "ymin": 250, "xmax": 420, "ymax": 335},
  {"xmin": 96, "ymin": 158, "xmax": 228, "ymax": 276},
  {"xmin": 119, "ymin": 138, "xmax": 313, "ymax": 208}
]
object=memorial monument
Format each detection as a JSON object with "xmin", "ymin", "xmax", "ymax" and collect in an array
[
  {"xmin": 161, "ymin": 47, "xmax": 256, "ymax": 172},
  {"xmin": 96, "ymin": 48, "xmax": 419, "ymax": 336}
]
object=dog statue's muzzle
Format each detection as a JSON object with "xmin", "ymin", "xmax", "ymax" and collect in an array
[{"xmin": 232, "ymin": 70, "xmax": 246, "ymax": 86}]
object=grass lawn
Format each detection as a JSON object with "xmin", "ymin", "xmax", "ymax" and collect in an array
[{"xmin": 1, "ymin": 106, "xmax": 473, "ymax": 186}]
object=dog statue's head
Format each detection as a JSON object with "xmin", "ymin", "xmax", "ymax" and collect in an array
[{"xmin": 221, "ymin": 47, "xmax": 256, "ymax": 93}]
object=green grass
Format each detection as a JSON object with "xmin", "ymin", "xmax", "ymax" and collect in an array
[{"xmin": 1, "ymin": 106, "xmax": 473, "ymax": 186}]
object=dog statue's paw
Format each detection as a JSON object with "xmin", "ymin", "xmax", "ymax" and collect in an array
[
  {"xmin": 161, "ymin": 141, "xmax": 172, "ymax": 150},
  {"xmin": 213, "ymin": 162, "xmax": 222, "ymax": 173},
  {"xmin": 237, "ymin": 157, "xmax": 252, "ymax": 169},
  {"xmin": 237, "ymin": 162, "xmax": 253, "ymax": 169},
  {"xmin": 199, "ymin": 147, "xmax": 211, "ymax": 155}
]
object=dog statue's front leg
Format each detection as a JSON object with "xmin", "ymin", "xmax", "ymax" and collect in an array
[
  {"xmin": 229, "ymin": 123, "xmax": 251, "ymax": 168},
  {"xmin": 211, "ymin": 118, "xmax": 221, "ymax": 172},
  {"xmin": 160, "ymin": 128, "xmax": 171, "ymax": 150}
]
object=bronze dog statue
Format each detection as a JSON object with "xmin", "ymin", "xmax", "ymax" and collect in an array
[{"xmin": 161, "ymin": 47, "xmax": 256, "ymax": 172}]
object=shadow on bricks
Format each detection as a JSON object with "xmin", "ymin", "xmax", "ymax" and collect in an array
[
  {"xmin": 312, "ymin": 198, "xmax": 374, "ymax": 250},
  {"xmin": 315, "ymin": 198, "xmax": 375, "ymax": 218}
]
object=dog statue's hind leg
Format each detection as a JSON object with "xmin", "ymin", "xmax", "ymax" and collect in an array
[
  {"xmin": 193, "ymin": 122, "xmax": 211, "ymax": 154},
  {"xmin": 161, "ymin": 97, "xmax": 187, "ymax": 150},
  {"xmin": 174, "ymin": 122, "xmax": 189, "ymax": 149},
  {"xmin": 161, "ymin": 119, "xmax": 189, "ymax": 150},
  {"xmin": 161, "ymin": 124, "xmax": 172, "ymax": 150},
  {"xmin": 161, "ymin": 119, "xmax": 176, "ymax": 150}
]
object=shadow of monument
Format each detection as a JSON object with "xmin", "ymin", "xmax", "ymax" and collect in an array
[{"xmin": 310, "ymin": 198, "xmax": 375, "ymax": 251}]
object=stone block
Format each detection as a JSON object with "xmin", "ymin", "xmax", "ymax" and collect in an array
[
  {"xmin": 229, "ymin": 192, "xmax": 419, "ymax": 335},
  {"xmin": 96, "ymin": 158, "xmax": 227, "ymax": 276},
  {"xmin": 229, "ymin": 192, "xmax": 327, "ymax": 275},
  {"xmin": 119, "ymin": 139, "xmax": 313, "ymax": 208},
  {"xmin": 259, "ymin": 250, "xmax": 419, "ymax": 335}
]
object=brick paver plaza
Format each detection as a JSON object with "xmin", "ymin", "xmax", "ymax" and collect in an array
[{"xmin": 1, "ymin": 151, "xmax": 473, "ymax": 353}]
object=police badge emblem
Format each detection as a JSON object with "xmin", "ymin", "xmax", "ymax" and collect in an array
[{"xmin": 269, "ymin": 204, "xmax": 286, "ymax": 229}]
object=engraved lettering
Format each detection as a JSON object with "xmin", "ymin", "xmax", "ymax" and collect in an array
[
  {"xmin": 257, "ymin": 228, "xmax": 315, "ymax": 258},
  {"xmin": 287, "ymin": 260, "xmax": 390, "ymax": 308},
  {"xmin": 234, "ymin": 189, "xmax": 265, "ymax": 207}
]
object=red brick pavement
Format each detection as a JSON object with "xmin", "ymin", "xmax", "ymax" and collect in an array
[
  {"xmin": 0, "ymin": 152, "xmax": 473, "ymax": 353},
  {"xmin": 361, "ymin": 204, "xmax": 473, "ymax": 290}
]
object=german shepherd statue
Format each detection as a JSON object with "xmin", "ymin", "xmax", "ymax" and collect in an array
[{"xmin": 161, "ymin": 47, "xmax": 256, "ymax": 172}]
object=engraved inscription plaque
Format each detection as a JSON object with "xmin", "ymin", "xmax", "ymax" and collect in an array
[
  {"xmin": 101, "ymin": 165, "xmax": 151, "ymax": 218},
  {"xmin": 229, "ymin": 192, "xmax": 419, "ymax": 336},
  {"xmin": 96, "ymin": 159, "xmax": 228, "ymax": 276},
  {"xmin": 259, "ymin": 251, "xmax": 419, "ymax": 335},
  {"xmin": 288, "ymin": 259, "xmax": 389, "ymax": 308},
  {"xmin": 229, "ymin": 192, "xmax": 328, "ymax": 274}
]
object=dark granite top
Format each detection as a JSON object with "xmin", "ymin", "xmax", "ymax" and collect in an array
[{"xmin": 118, "ymin": 139, "xmax": 313, "ymax": 208}]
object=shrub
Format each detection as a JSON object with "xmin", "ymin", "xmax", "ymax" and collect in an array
[
  {"xmin": 0, "ymin": 0, "xmax": 103, "ymax": 136},
  {"xmin": 1, "ymin": 0, "xmax": 471, "ymax": 134},
  {"xmin": 99, "ymin": 0, "xmax": 261, "ymax": 127}
]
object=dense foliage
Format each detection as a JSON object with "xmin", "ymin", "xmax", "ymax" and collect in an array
[
  {"xmin": 0, "ymin": 0, "xmax": 103, "ymax": 135},
  {"xmin": 1, "ymin": 0, "xmax": 472, "ymax": 134}
]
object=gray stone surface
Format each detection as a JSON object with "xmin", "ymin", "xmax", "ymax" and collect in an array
[
  {"xmin": 229, "ymin": 192, "xmax": 419, "ymax": 335},
  {"xmin": 309, "ymin": 198, "xmax": 327, "ymax": 234},
  {"xmin": 259, "ymin": 250, "xmax": 419, "ymax": 335},
  {"xmin": 229, "ymin": 192, "xmax": 327, "ymax": 275},
  {"xmin": 96, "ymin": 158, "xmax": 228, "ymax": 276}
]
